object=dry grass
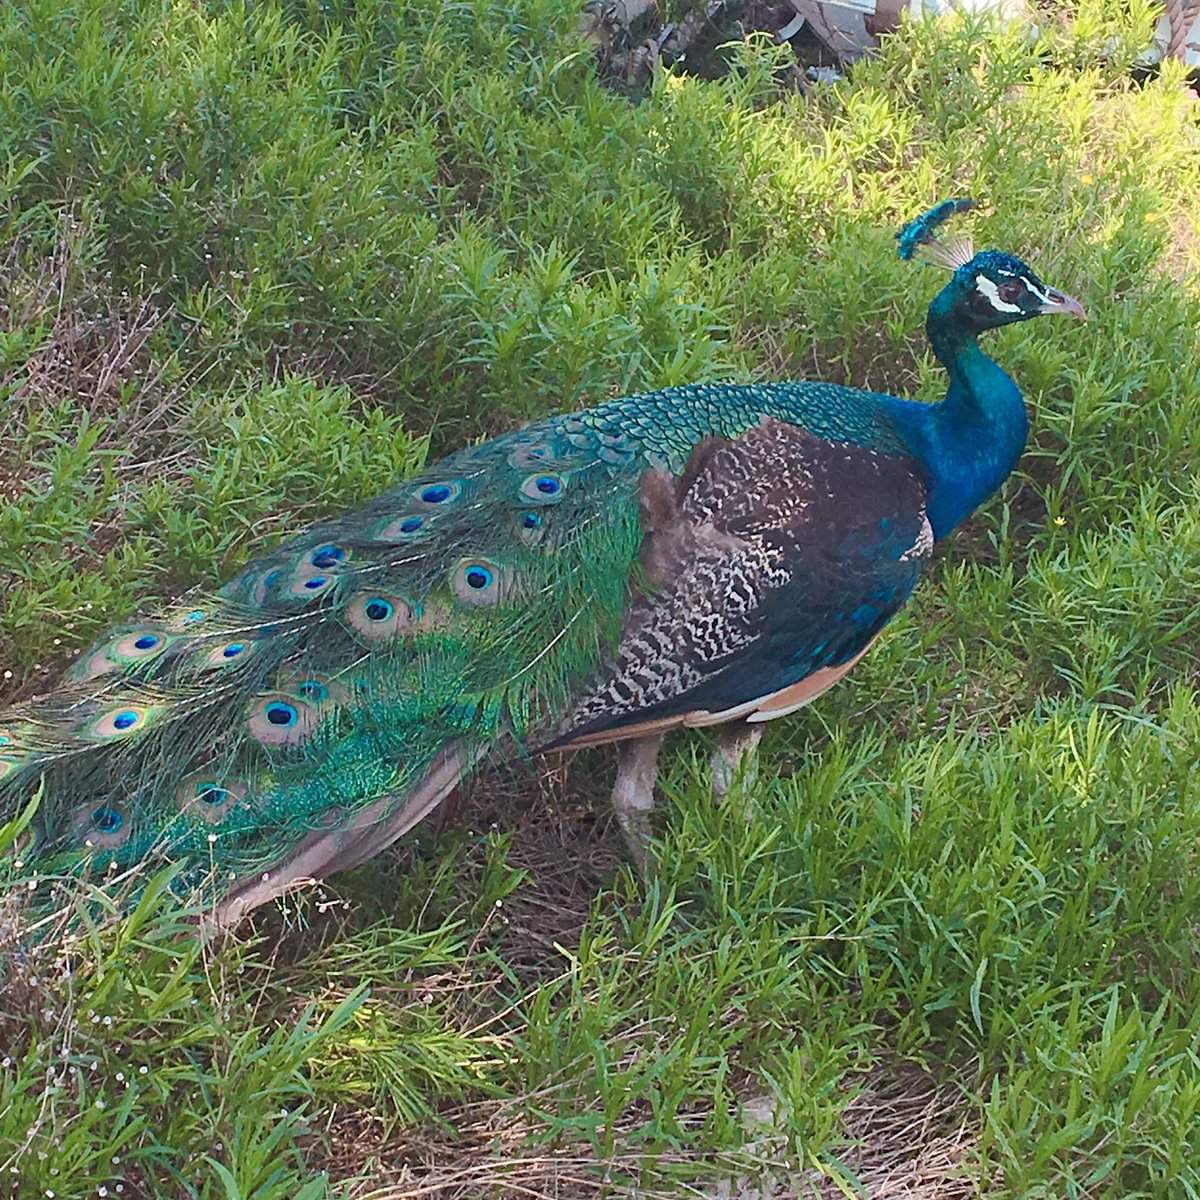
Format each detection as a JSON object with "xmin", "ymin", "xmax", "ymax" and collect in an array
[{"xmin": 327, "ymin": 1059, "xmax": 992, "ymax": 1200}]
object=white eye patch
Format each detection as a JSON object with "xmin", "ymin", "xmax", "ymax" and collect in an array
[
  {"xmin": 974, "ymin": 273, "xmax": 1023, "ymax": 314},
  {"xmin": 1018, "ymin": 275, "xmax": 1052, "ymax": 305}
]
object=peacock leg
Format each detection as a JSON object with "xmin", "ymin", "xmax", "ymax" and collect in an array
[
  {"xmin": 711, "ymin": 723, "xmax": 763, "ymax": 809},
  {"xmin": 610, "ymin": 733, "xmax": 664, "ymax": 875}
]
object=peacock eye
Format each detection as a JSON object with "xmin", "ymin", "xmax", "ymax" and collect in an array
[
  {"xmin": 310, "ymin": 544, "xmax": 347, "ymax": 569},
  {"xmin": 451, "ymin": 558, "xmax": 507, "ymax": 606},
  {"xmin": 72, "ymin": 799, "xmax": 132, "ymax": 848},
  {"xmin": 176, "ymin": 770, "xmax": 248, "ymax": 823},
  {"xmin": 195, "ymin": 782, "xmax": 228, "ymax": 806},
  {"xmin": 198, "ymin": 638, "xmax": 256, "ymax": 669},
  {"xmin": 296, "ymin": 680, "xmax": 329, "ymax": 703},
  {"xmin": 997, "ymin": 280, "xmax": 1024, "ymax": 304},
  {"xmin": 91, "ymin": 805, "xmax": 123, "ymax": 834},
  {"xmin": 519, "ymin": 472, "xmax": 567, "ymax": 504},
  {"xmin": 345, "ymin": 591, "xmax": 414, "ymax": 640},
  {"xmin": 266, "ymin": 702, "xmax": 298, "ymax": 727},
  {"xmin": 414, "ymin": 480, "xmax": 463, "ymax": 506},
  {"xmin": 84, "ymin": 704, "xmax": 161, "ymax": 741}
]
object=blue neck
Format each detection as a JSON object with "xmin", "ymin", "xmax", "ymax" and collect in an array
[{"xmin": 885, "ymin": 322, "xmax": 1028, "ymax": 541}]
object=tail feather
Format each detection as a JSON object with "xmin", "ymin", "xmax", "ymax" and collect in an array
[
  {"xmin": 0, "ymin": 413, "xmax": 650, "ymax": 916},
  {"xmin": 209, "ymin": 741, "xmax": 483, "ymax": 930}
]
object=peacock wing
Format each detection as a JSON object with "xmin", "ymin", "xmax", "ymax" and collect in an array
[{"xmin": 546, "ymin": 418, "xmax": 934, "ymax": 748}]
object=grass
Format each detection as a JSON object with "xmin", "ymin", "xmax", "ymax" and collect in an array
[{"xmin": 2, "ymin": 0, "xmax": 1200, "ymax": 1194}]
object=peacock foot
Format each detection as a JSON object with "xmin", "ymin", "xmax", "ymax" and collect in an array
[
  {"xmin": 609, "ymin": 733, "xmax": 664, "ymax": 877},
  {"xmin": 710, "ymin": 723, "xmax": 763, "ymax": 816}
]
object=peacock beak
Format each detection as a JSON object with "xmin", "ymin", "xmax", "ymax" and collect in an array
[{"xmin": 1037, "ymin": 287, "xmax": 1086, "ymax": 319}]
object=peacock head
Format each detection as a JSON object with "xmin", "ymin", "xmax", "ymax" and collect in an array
[
  {"xmin": 897, "ymin": 199, "xmax": 1085, "ymax": 338},
  {"xmin": 936, "ymin": 250, "xmax": 1085, "ymax": 335}
]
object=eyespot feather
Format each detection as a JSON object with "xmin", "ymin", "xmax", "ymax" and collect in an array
[
  {"xmin": 176, "ymin": 771, "xmax": 248, "ymax": 825},
  {"xmin": 81, "ymin": 704, "xmax": 162, "ymax": 742},
  {"xmin": 345, "ymin": 593, "xmax": 416, "ymax": 641},
  {"xmin": 71, "ymin": 802, "xmax": 132, "ymax": 850},
  {"xmin": 451, "ymin": 559, "xmax": 509, "ymax": 606}
]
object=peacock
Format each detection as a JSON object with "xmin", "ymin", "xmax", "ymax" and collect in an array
[{"xmin": 0, "ymin": 200, "xmax": 1084, "ymax": 928}]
